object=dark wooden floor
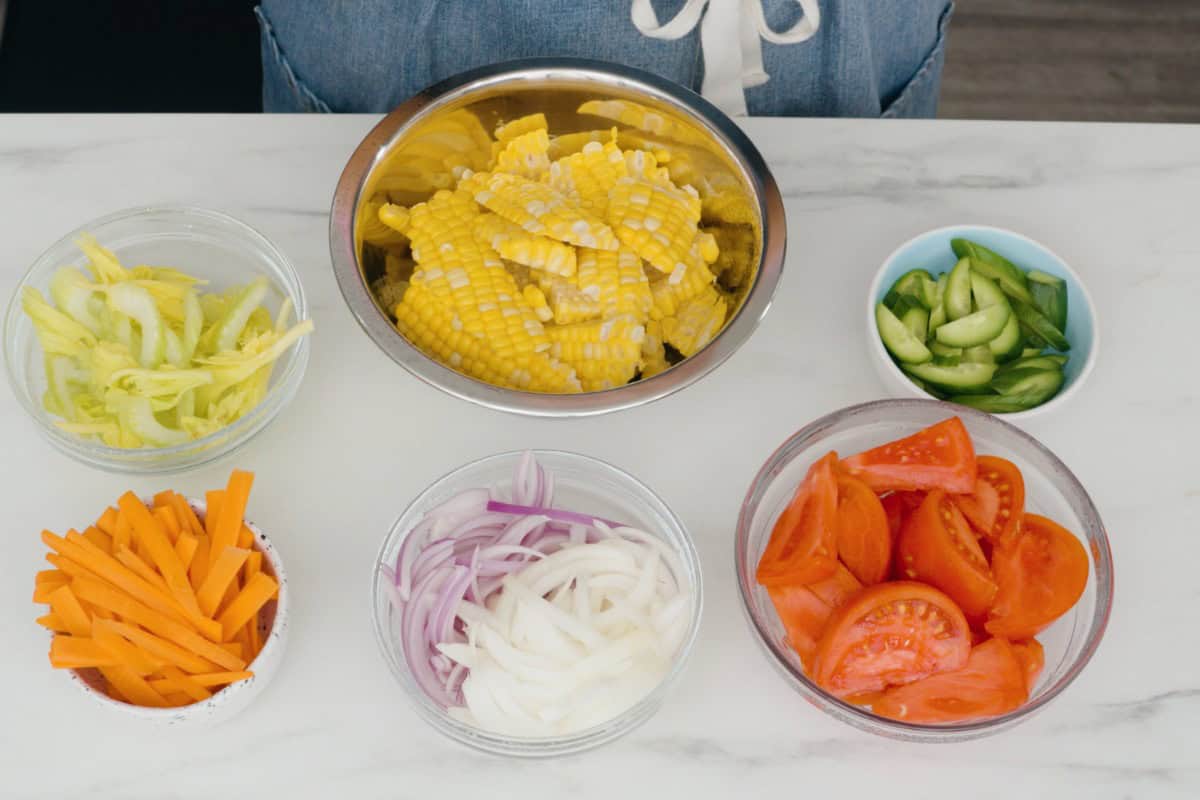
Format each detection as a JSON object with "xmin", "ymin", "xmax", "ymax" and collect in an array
[{"xmin": 940, "ymin": 0, "xmax": 1200, "ymax": 122}]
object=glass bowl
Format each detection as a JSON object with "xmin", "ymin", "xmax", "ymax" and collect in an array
[
  {"xmin": 3, "ymin": 206, "xmax": 310, "ymax": 473},
  {"xmin": 65, "ymin": 497, "xmax": 289, "ymax": 727},
  {"xmin": 370, "ymin": 450, "xmax": 703, "ymax": 757},
  {"xmin": 735, "ymin": 399, "xmax": 1113, "ymax": 741}
]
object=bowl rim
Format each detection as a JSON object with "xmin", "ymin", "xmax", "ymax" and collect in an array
[
  {"xmin": 3, "ymin": 204, "xmax": 311, "ymax": 470},
  {"xmin": 369, "ymin": 447, "xmax": 705, "ymax": 756},
  {"xmin": 329, "ymin": 56, "xmax": 786, "ymax": 417},
  {"xmin": 734, "ymin": 398, "xmax": 1114, "ymax": 741},
  {"xmin": 63, "ymin": 496, "xmax": 289, "ymax": 719},
  {"xmin": 866, "ymin": 224, "xmax": 1100, "ymax": 421}
]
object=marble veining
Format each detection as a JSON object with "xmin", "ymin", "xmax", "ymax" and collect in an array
[{"xmin": 1, "ymin": 115, "xmax": 1198, "ymax": 799}]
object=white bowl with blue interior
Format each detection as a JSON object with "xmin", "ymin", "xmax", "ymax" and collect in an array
[{"xmin": 866, "ymin": 225, "xmax": 1098, "ymax": 423}]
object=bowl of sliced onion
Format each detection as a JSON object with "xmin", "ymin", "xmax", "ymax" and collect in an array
[{"xmin": 370, "ymin": 450, "xmax": 702, "ymax": 757}]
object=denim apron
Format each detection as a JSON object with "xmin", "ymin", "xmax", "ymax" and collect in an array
[{"xmin": 257, "ymin": 0, "xmax": 953, "ymax": 118}]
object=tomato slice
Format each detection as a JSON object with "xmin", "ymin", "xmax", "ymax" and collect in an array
[
  {"xmin": 812, "ymin": 582, "xmax": 971, "ymax": 698},
  {"xmin": 767, "ymin": 563, "xmax": 862, "ymax": 669},
  {"xmin": 881, "ymin": 493, "xmax": 909, "ymax": 543},
  {"xmin": 835, "ymin": 475, "xmax": 891, "ymax": 585},
  {"xmin": 986, "ymin": 514, "xmax": 1089, "ymax": 639},
  {"xmin": 757, "ymin": 451, "xmax": 839, "ymax": 586},
  {"xmin": 1012, "ymin": 639, "xmax": 1045, "ymax": 694},
  {"xmin": 955, "ymin": 456, "xmax": 1025, "ymax": 546},
  {"xmin": 872, "ymin": 637, "xmax": 1028, "ymax": 724},
  {"xmin": 897, "ymin": 490, "xmax": 998, "ymax": 619},
  {"xmin": 840, "ymin": 417, "xmax": 977, "ymax": 494}
]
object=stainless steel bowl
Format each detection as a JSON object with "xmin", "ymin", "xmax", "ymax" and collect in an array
[{"xmin": 330, "ymin": 58, "xmax": 786, "ymax": 416}]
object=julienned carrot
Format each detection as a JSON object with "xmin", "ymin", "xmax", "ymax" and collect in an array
[
  {"xmin": 96, "ymin": 506, "xmax": 119, "ymax": 537},
  {"xmin": 211, "ymin": 471, "xmax": 253, "ymax": 568},
  {"xmin": 153, "ymin": 505, "xmax": 181, "ymax": 543},
  {"xmin": 170, "ymin": 494, "xmax": 205, "ymax": 539},
  {"xmin": 48, "ymin": 585, "xmax": 91, "ymax": 636},
  {"xmin": 196, "ymin": 547, "xmax": 251, "ymax": 618},
  {"xmin": 50, "ymin": 636, "xmax": 121, "ymax": 669},
  {"xmin": 81, "ymin": 526, "xmax": 112, "ymax": 554},
  {"xmin": 36, "ymin": 613, "xmax": 68, "ymax": 633},
  {"xmin": 96, "ymin": 619, "xmax": 220, "ymax": 675},
  {"xmin": 219, "ymin": 572, "xmax": 241, "ymax": 617},
  {"xmin": 220, "ymin": 641, "xmax": 244, "ymax": 658},
  {"xmin": 32, "ymin": 584, "xmax": 59, "ymax": 604},
  {"xmin": 174, "ymin": 533, "xmax": 199, "ymax": 572},
  {"xmin": 158, "ymin": 665, "xmax": 212, "ymax": 703},
  {"xmin": 237, "ymin": 525, "xmax": 254, "ymax": 550},
  {"xmin": 113, "ymin": 509, "xmax": 132, "ymax": 551},
  {"xmin": 98, "ymin": 665, "xmax": 168, "ymax": 708},
  {"xmin": 189, "ymin": 535, "xmax": 211, "ymax": 589},
  {"xmin": 93, "ymin": 618, "xmax": 163, "ymax": 676},
  {"xmin": 118, "ymin": 492, "xmax": 200, "ymax": 619},
  {"xmin": 36, "ymin": 569, "xmax": 67, "ymax": 586},
  {"xmin": 242, "ymin": 551, "xmax": 262, "ymax": 583},
  {"xmin": 149, "ymin": 670, "xmax": 253, "ymax": 690},
  {"xmin": 71, "ymin": 575, "xmax": 246, "ymax": 672},
  {"xmin": 217, "ymin": 572, "xmax": 278, "ymax": 641},
  {"xmin": 205, "ymin": 491, "xmax": 224, "ymax": 539},
  {"xmin": 115, "ymin": 546, "xmax": 169, "ymax": 593}
]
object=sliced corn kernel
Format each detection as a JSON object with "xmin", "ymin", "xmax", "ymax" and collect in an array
[
  {"xmin": 577, "ymin": 99, "xmax": 710, "ymax": 147},
  {"xmin": 606, "ymin": 176, "xmax": 701, "ymax": 273},
  {"xmin": 547, "ymin": 129, "xmax": 610, "ymax": 160},
  {"xmin": 639, "ymin": 319, "xmax": 671, "ymax": 379},
  {"xmin": 474, "ymin": 172, "xmax": 619, "ymax": 250},
  {"xmin": 473, "ymin": 214, "xmax": 577, "ymax": 277},
  {"xmin": 662, "ymin": 285, "xmax": 727, "ymax": 357},
  {"xmin": 358, "ymin": 197, "xmax": 408, "ymax": 247},
  {"xmin": 533, "ymin": 272, "xmax": 602, "ymax": 325},
  {"xmin": 522, "ymin": 285, "xmax": 554, "ymax": 322},
  {"xmin": 493, "ymin": 128, "xmax": 551, "ymax": 180},
  {"xmin": 546, "ymin": 137, "xmax": 627, "ymax": 218},
  {"xmin": 648, "ymin": 243, "xmax": 716, "ymax": 320},
  {"xmin": 576, "ymin": 248, "xmax": 652, "ymax": 320},
  {"xmin": 547, "ymin": 314, "xmax": 646, "ymax": 391},
  {"xmin": 495, "ymin": 113, "xmax": 548, "ymax": 143}
]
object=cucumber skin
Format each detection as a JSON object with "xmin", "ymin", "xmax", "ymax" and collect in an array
[
  {"xmin": 903, "ymin": 361, "xmax": 996, "ymax": 392},
  {"xmin": 944, "ymin": 257, "xmax": 974, "ymax": 321},
  {"xmin": 935, "ymin": 303, "xmax": 1011, "ymax": 348},
  {"xmin": 951, "ymin": 238, "xmax": 1035, "ymax": 305},
  {"xmin": 991, "ymin": 366, "xmax": 1063, "ymax": 396},
  {"xmin": 989, "ymin": 313, "xmax": 1023, "ymax": 362},
  {"xmin": 876, "ymin": 303, "xmax": 932, "ymax": 364},
  {"xmin": 1029, "ymin": 279, "xmax": 1068, "ymax": 333},
  {"xmin": 1013, "ymin": 301, "xmax": 1071, "ymax": 351}
]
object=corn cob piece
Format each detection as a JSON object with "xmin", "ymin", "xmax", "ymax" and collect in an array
[
  {"xmin": 522, "ymin": 285, "xmax": 554, "ymax": 322},
  {"xmin": 493, "ymin": 128, "xmax": 551, "ymax": 180},
  {"xmin": 575, "ymin": 248, "xmax": 652, "ymax": 319},
  {"xmin": 358, "ymin": 197, "xmax": 408, "ymax": 247},
  {"xmin": 473, "ymin": 172, "xmax": 619, "ymax": 250},
  {"xmin": 547, "ymin": 129, "xmax": 610, "ymax": 160},
  {"xmin": 695, "ymin": 230, "xmax": 720, "ymax": 264},
  {"xmin": 532, "ymin": 272, "xmax": 602, "ymax": 325},
  {"xmin": 577, "ymin": 99, "xmax": 710, "ymax": 147},
  {"xmin": 639, "ymin": 319, "xmax": 671, "ymax": 379},
  {"xmin": 662, "ymin": 285, "xmax": 727, "ymax": 357},
  {"xmin": 546, "ymin": 138, "xmax": 628, "ymax": 218},
  {"xmin": 495, "ymin": 113, "xmax": 548, "ymax": 143},
  {"xmin": 648, "ymin": 244, "xmax": 716, "ymax": 320},
  {"xmin": 546, "ymin": 314, "xmax": 646, "ymax": 391},
  {"xmin": 606, "ymin": 176, "xmax": 702, "ymax": 274},
  {"xmin": 472, "ymin": 214, "xmax": 577, "ymax": 277}
]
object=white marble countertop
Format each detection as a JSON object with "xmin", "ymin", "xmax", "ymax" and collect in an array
[{"xmin": 1, "ymin": 115, "xmax": 1197, "ymax": 799}]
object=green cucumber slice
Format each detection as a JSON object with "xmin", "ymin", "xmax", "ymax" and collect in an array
[
  {"xmin": 969, "ymin": 272, "xmax": 1007, "ymax": 309},
  {"xmin": 963, "ymin": 345, "xmax": 995, "ymax": 365},
  {"xmin": 876, "ymin": 303, "xmax": 932, "ymax": 364},
  {"xmin": 899, "ymin": 304, "xmax": 930, "ymax": 342},
  {"xmin": 935, "ymin": 303, "xmax": 1011, "ymax": 348},
  {"xmin": 944, "ymin": 257, "xmax": 973, "ymax": 321},
  {"xmin": 933, "ymin": 352, "xmax": 962, "ymax": 367},
  {"xmin": 929, "ymin": 341, "xmax": 962, "ymax": 358},
  {"xmin": 989, "ymin": 313, "xmax": 1023, "ymax": 362},
  {"xmin": 1020, "ymin": 347, "xmax": 1043, "ymax": 358},
  {"xmin": 948, "ymin": 393, "xmax": 1048, "ymax": 413},
  {"xmin": 1027, "ymin": 270, "xmax": 1068, "ymax": 332},
  {"xmin": 903, "ymin": 361, "xmax": 996, "ymax": 392},
  {"xmin": 951, "ymin": 238, "xmax": 1035, "ymax": 305},
  {"xmin": 888, "ymin": 269, "xmax": 936, "ymax": 309},
  {"xmin": 992, "ymin": 366, "xmax": 1064, "ymax": 396},
  {"xmin": 1013, "ymin": 301, "xmax": 1070, "ymax": 351},
  {"xmin": 997, "ymin": 354, "xmax": 1069, "ymax": 373},
  {"xmin": 928, "ymin": 301, "xmax": 946, "ymax": 333}
]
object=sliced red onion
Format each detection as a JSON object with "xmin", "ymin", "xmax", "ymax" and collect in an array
[{"xmin": 485, "ymin": 500, "xmax": 626, "ymax": 530}]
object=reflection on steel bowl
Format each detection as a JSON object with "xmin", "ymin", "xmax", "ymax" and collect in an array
[{"xmin": 330, "ymin": 58, "xmax": 785, "ymax": 416}]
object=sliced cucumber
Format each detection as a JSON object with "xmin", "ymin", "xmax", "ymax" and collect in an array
[
  {"xmin": 1020, "ymin": 347, "xmax": 1044, "ymax": 358},
  {"xmin": 997, "ymin": 354, "xmax": 1069, "ymax": 373},
  {"xmin": 1013, "ymin": 301, "xmax": 1070, "ymax": 351},
  {"xmin": 904, "ymin": 361, "xmax": 996, "ymax": 392},
  {"xmin": 899, "ymin": 304, "xmax": 929, "ymax": 342},
  {"xmin": 989, "ymin": 313, "xmax": 1023, "ymax": 362},
  {"xmin": 887, "ymin": 269, "xmax": 937, "ymax": 309},
  {"xmin": 876, "ymin": 303, "xmax": 932, "ymax": 364},
  {"xmin": 1027, "ymin": 270, "xmax": 1068, "ymax": 332},
  {"xmin": 928, "ymin": 300, "xmax": 947, "ymax": 332},
  {"xmin": 944, "ymin": 257, "xmax": 973, "ymax": 321},
  {"xmin": 935, "ymin": 303, "xmax": 1011, "ymax": 348},
  {"xmin": 969, "ymin": 272, "xmax": 1007, "ymax": 309},
  {"xmin": 963, "ymin": 345, "xmax": 995, "ymax": 365},
  {"xmin": 948, "ymin": 392, "xmax": 1049, "ymax": 413},
  {"xmin": 929, "ymin": 341, "xmax": 962, "ymax": 358},
  {"xmin": 992, "ymin": 366, "xmax": 1063, "ymax": 397},
  {"xmin": 951, "ymin": 238, "xmax": 1035, "ymax": 305},
  {"xmin": 933, "ymin": 352, "xmax": 962, "ymax": 367}
]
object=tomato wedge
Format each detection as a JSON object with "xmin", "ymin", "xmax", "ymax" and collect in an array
[
  {"xmin": 897, "ymin": 490, "xmax": 998, "ymax": 619},
  {"xmin": 835, "ymin": 475, "xmax": 891, "ymax": 585},
  {"xmin": 840, "ymin": 417, "xmax": 976, "ymax": 494},
  {"xmin": 757, "ymin": 452, "xmax": 839, "ymax": 586},
  {"xmin": 881, "ymin": 493, "xmax": 909, "ymax": 543},
  {"xmin": 955, "ymin": 456, "xmax": 1025, "ymax": 546},
  {"xmin": 1012, "ymin": 639, "xmax": 1045, "ymax": 694},
  {"xmin": 767, "ymin": 563, "xmax": 862, "ymax": 669},
  {"xmin": 986, "ymin": 514, "xmax": 1089, "ymax": 639},
  {"xmin": 872, "ymin": 637, "xmax": 1028, "ymax": 723},
  {"xmin": 812, "ymin": 582, "xmax": 970, "ymax": 698}
]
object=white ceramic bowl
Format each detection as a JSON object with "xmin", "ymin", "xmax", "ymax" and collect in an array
[
  {"xmin": 65, "ymin": 497, "xmax": 289, "ymax": 727},
  {"xmin": 867, "ymin": 225, "xmax": 1099, "ymax": 423}
]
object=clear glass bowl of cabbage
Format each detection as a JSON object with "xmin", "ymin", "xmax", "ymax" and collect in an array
[{"xmin": 3, "ymin": 206, "xmax": 312, "ymax": 473}]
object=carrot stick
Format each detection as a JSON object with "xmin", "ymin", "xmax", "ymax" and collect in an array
[
  {"xmin": 50, "ymin": 531, "xmax": 221, "ymax": 641},
  {"xmin": 210, "ymin": 471, "xmax": 253, "ymax": 567},
  {"xmin": 219, "ymin": 641, "xmax": 244, "ymax": 658},
  {"xmin": 189, "ymin": 535, "xmax": 211, "ymax": 590},
  {"xmin": 50, "ymin": 636, "xmax": 121, "ymax": 669},
  {"xmin": 152, "ymin": 490, "xmax": 176, "ymax": 510},
  {"xmin": 117, "ymin": 492, "xmax": 201, "ymax": 619},
  {"xmin": 236, "ymin": 525, "xmax": 254, "ymax": 549},
  {"xmin": 159, "ymin": 665, "xmax": 212, "ymax": 703},
  {"xmin": 71, "ymin": 575, "xmax": 246, "ymax": 671},
  {"xmin": 242, "ymin": 551, "xmax": 263, "ymax": 584},
  {"xmin": 95, "ymin": 619, "xmax": 221, "ymax": 674},
  {"xmin": 115, "ymin": 546, "xmax": 169, "ymax": 593},
  {"xmin": 33, "ymin": 584, "xmax": 60, "ymax": 603},
  {"xmin": 153, "ymin": 505, "xmax": 181, "ymax": 543},
  {"xmin": 217, "ymin": 572, "xmax": 278, "ymax": 641},
  {"xmin": 36, "ymin": 569, "xmax": 68, "ymax": 586},
  {"xmin": 171, "ymin": 495, "xmax": 205, "ymax": 539},
  {"xmin": 174, "ymin": 533, "xmax": 199, "ymax": 572},
  {"xmin": 113, "ymin": 509, "xmax": 132, "ymax": 552},
  {"xmin": 92, "ymin": 618, "xmax": 163, "ymax": 676},
  {"xmin": 48, "ymin": 584, "xmax": 91, "ymax": 636},
  {"xmin": 81, "ymin": 526, "xmax": 113, "ymax": 554},
  {"xmin": 161, "ymin": 692, "xmax": 195, "ymax": 707},
  {"xmin": 96, "ymin": 506, "xmax": 120, "ymax": 537},
  {"xmin": 98, "ymin": 665, "xmax": 168, "ymax": 707},
  {"xmin": 218, "ymin": 571, "xmax": 241, "ymax": 617},
  {"xmin": 204, "ymin": 491, "xmax": 224, "ymax": 538},
  {"xmin": 36, "ymin": 613, "xmax": 69, "ymax": 632},
  {"xmin": 196, "ymin": 547, "xmax": 251, "ymax": 618},
  {"xmin": 246, "ymin": 612, "xmax": 261, "ymax": 656},
  {"xmin": 148, "ymin": 670, "xmax": 253, "ymax": 691}
]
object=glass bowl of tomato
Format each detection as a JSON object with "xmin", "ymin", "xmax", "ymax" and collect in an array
[{"xmin": 734, "ymin": 398, "xmax": 1113, "ymax": 741}]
